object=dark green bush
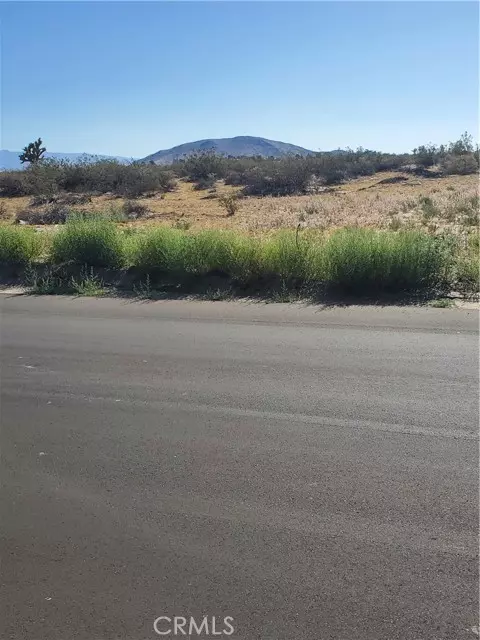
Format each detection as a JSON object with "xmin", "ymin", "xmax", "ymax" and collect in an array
[
  {"xmin": 193, "ymin": 174, "xmax": 217, "ymax": 190},
  {"xmin": 173, "ymin": 150, "xmax": 227, "ymax": 182},
  {"xmin": 0, "ymin": 172, "xmax": 29, "ymax": 196},
  {"xmin": 116, "ymin": 165, "xmax": 176, "ymax": 197},
  {"xmin": 24, "ymin": 160, "xmax": 61, "ymax": 197}
]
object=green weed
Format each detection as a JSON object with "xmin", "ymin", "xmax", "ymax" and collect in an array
[
  {"xmin": 70, "ymin": 266, "xmax": 105, "ymax": 296},
  {"xmin": 133, "ymin": 273, "xmax": 154, "ymax": 299},
  {"xmin": 430, "ymin": 298, "xmax": 454, "ymax": 308},
  {"xmin": 23, "ymin": 265, "xmax": 67, "ymax": 294}
]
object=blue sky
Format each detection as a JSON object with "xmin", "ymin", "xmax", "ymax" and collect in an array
[{"xmin": 1, "ymin": 2, "xmax": 478, "ymax": 157}]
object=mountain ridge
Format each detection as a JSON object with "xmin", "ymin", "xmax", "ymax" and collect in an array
[{"xmin": 142, "ymin": 136, "xmax": 315, "ymax": 164}]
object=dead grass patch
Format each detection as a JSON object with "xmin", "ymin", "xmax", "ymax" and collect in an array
[{"xmin": 0, "ymin": 173, "xmax": 477, "ymax": 234}]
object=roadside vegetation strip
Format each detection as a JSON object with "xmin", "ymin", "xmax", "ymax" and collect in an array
[{"xmin": 0, "ymin": 219, "xmax": 478, "ymax": 297}]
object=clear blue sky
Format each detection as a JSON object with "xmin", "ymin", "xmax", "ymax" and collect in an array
[{"xmin": 1, "ymin": 1, "xmax": 478, "ymax": 157}]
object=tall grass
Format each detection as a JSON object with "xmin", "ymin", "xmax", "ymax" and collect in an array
[
  {"xmin": 315, "ymin": 229, "xmax": 451, "ymax": 293},
  {"xmin": 51, "ymin": 215, "xmax": 126, "ymax": 267},
  {"xmin": 0, "ymin": 222, "xmax": 469, "ymax": 296},
  {"xmin": 133, "ymin": 227, "xmax": 451, "ymax": 293},
  {"xmin": 133, "ymin": 229, "xmax": 262, "ymax": 282},
  {"xmin": 134, "ymin": 227, "xmax": 187, "ymax": 271},
  {"xmin": 261, "ymin": 231, "xmax": 310, "ymax": 280},
  {"xmin": 184, "ymin": 231, "xmax": 261, "ymax": 280},
  {"xmin": 454, "ymin": 232, "xmax": 479, "ymax": 296},
  {"xmin": 0, "ymin": 225, "xmax": 44, "ymax": 264}
]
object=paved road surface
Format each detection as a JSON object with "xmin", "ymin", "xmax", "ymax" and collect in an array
[{"xmin": 1, "ymin": 296, "xmax": 478, "ymax": 640}]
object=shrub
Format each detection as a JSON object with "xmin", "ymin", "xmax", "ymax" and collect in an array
[
  {"xmin": 24, "ymin": 161, "xmax": 60, "ymax": 197},
  {"xmin": 218, "ymin": 193, "xmax": 241, "ymax": 216},
  {"xmin": 0, "ymin": 172, "xmax": 29, "ymax": 196},
  {"xmin": 174, "ymin": 219, "xmax": 192, "ymax": 231},
  {"xmin": 15, "ymin": 205, "xmax": 70, "ymax": 225},
  {"xmin": 193, "ymin": 174, "xmax": 217, "ymax": 190},
  {"xmin": 0, "ymin": 159, "xmax": 177, "ymax": 198},
  {"xmin": 29, "ymin": 194, "xmax": 59, "ymax": 207},
  {"xmin": 418, "ymin": 196, "xmax": 440, "ymax": 220},
  {"xmin": 116, "ymin": 165, "xmax": 176, "ymax": 197},
  {"xmin": 440, "ymin": 154, "xmax": 478, "ymax": 176},
  {"xmin": 51, "ymin": 216, "xmax": 126, "ymax": 267},
  {"xmin": 156, "ymin": 169, "xmax": 177, "ymax": 194},
  {"xmin": 242, "ymin": 159, "xmax": 314, "ymax": 196},
  {"xmin": 412, "ymin": 144, "xmax": 439, "ymax": 168},
  {"xmin": 305, "ymin": 175, "xmax": 327, "ymax": 194},
  {"xmin": 122, "ymin": 199, "xmax": 150, "ymax": 219},
  {"xmin": 0, "ymin": 225, "xmax": 44, "ymax": 264},
  {"xmin": 58, "ymin": 193, "xmax": 92, "ymax": 206},
  {"xmin": 175, "ymin": 150, "xmax": 226, "ymax": 181},
  {"xmin": 444, "ymin": 194, "xmax": 479, "ymax": 225},
  {"xmin": 224, "ymin": 170, "xmax": 243, "ymax": 186}
]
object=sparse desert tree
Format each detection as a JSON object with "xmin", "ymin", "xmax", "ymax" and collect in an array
[{"xmin": 19, "ymin": 138, "xmax": 47, "ymax": 165}]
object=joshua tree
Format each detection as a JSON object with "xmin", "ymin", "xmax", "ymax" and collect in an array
[{"xmin": 19, "ymin": 138, "xmax": 46, "ymax": 164}]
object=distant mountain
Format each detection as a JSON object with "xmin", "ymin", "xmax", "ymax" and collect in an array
[
  {"xmin": 142, "ymin": 136, "xmax": 314, "ymax": 165},
  {"xmin": 0, "ymin": 151, "xmax": 133, "ymax": 171}
]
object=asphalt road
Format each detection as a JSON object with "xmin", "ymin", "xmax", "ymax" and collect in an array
[{"xmin": 0, "ymin": 296, "xmax": 478, "ymax": 640}]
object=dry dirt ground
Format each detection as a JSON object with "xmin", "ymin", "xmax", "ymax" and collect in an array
[{"xmin": 1, "ymin": 172, "xmax": 478, "ymax": 233}]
